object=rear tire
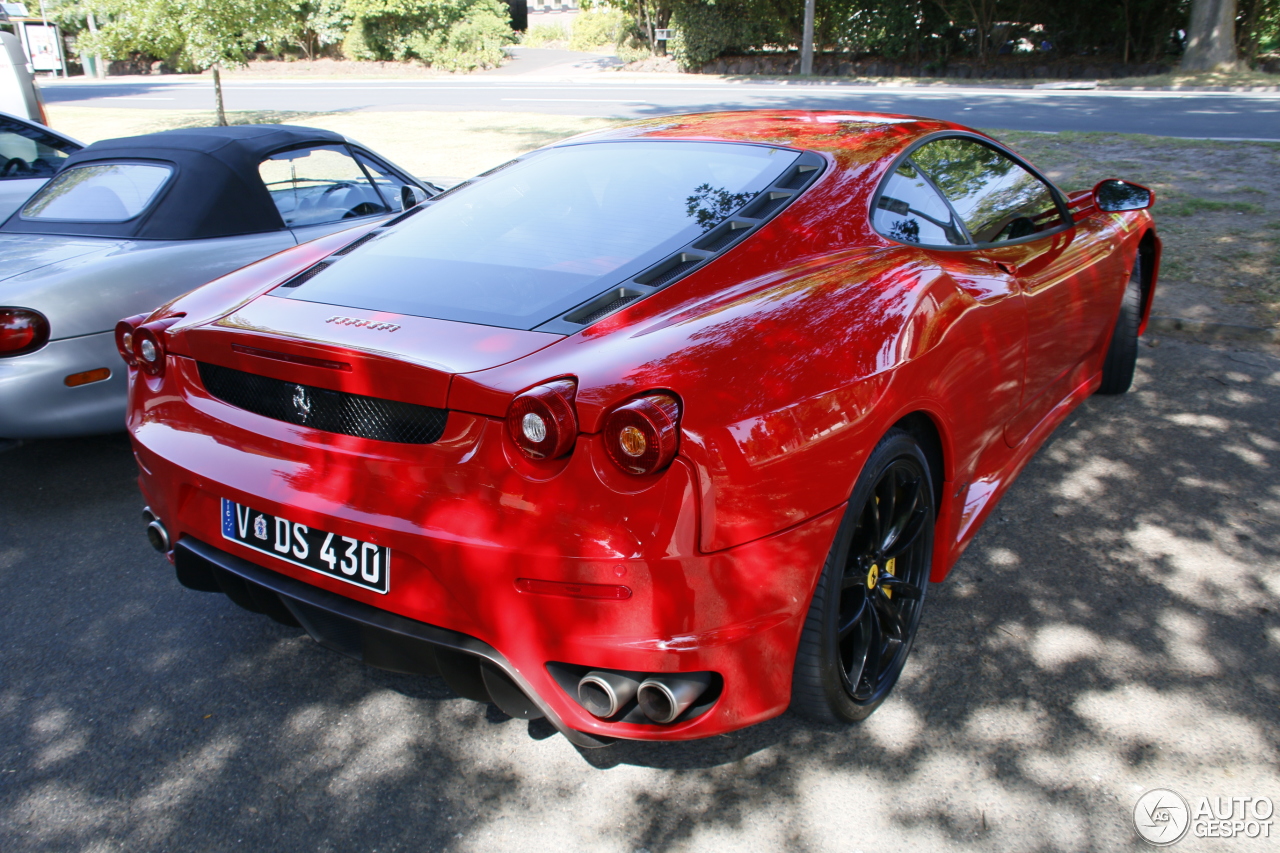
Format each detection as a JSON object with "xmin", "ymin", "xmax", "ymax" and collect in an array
[
  {"xmin": 790, "ymin": 429, "xmax": 934, "ymax": 724},
  {"xmin": 1097, "ymin": 256, "xmax": 1143, "ymax": 395}
]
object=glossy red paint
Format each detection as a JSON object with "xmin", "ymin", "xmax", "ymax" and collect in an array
[{"xmin": 125, "ymin": 111, "xmax": 1159, "ymax": 742}]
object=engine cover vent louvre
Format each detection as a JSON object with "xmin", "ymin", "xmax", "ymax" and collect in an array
[
  {"xmin": 694, "ymin": 220, "xmax": 752, "ymax": 253},
  {"xmin": 383, "ymin": 204, "xmax": 424, "ymax": 228},
  {"xmin": 777, "ymin": 163, "xmax": 820, "ymax": 190},
  {"xmin": 279, "ymin": 261, "xmax": 332, "ymax": 289},
  {"xmin": 636, "ymin": 253, "xmax": 706, "ymax": 288},
  {"xmin": 567, "ymin": 288, "xmax": 643, "ymax": 325},
  {"xmin": 197, "ymin": 362, "xmax": 448, "ymax": 444},
  {"xmin": 740, "ymin": 191, "xmax": 794, "ymax": 219},
  {"xmin": 528, "ymin": 149, "xmax": 828, "ymax": 336},
  {"xmin": 333, "ymin": 231, "xmax": 382, "ymax": 256}
]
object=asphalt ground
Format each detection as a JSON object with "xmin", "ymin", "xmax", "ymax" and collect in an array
[
  {"xmin": 1, "ymin": 335, "xmax": 1278, "ymax": 852},
  {"xmin": 37, "ymin": 77, "xmax": 1280, "ymax": 140}
]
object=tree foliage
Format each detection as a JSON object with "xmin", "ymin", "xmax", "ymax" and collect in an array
[
  {"xmin": 341, "ymin": 0, "xmax": 515, "ymax": 69},
  {"xmin": 627, "ymin": 0, "xmax": 1273, "ymax": 71},
  {"xmin": 70, "ymin": 0, "xmax": 289, "ymax": 72}
]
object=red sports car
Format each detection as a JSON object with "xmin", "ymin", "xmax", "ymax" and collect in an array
[{"xmin": 120, "ymin": 111, "xmax": 1158, "ymax": 747}]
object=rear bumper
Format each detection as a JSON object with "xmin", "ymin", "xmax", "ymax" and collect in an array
[
  {"xmin": 130, "ymin": 361, "xmax": 844, "ymax": 741},
  {"xmin": 174, "ymin": 536, "xmax": 613, "ymax": 748},
  {"xmin": 0, "ymin": 331, "xmax": 126, "ymax": 438}
]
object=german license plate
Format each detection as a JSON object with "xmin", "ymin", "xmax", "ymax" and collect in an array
[{"xmin": 220, "ymin": 498, "xmax": 390, "ymax": 594}]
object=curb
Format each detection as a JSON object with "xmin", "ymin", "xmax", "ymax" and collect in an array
[{"xmin": 1148, "ymin": 316, "xmax": 1280, "ymax": 343}]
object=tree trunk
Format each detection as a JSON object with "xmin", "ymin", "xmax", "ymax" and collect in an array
[
  {"xmin": 212, "ymin": 63, "xmax": 228, "ymax": 126},
  {"xmin": 1182, "ymin": 0, "xmax": 1238, "ymax": 71},
  {"xmin": 800, "ymin": 0, "xmax": 816, "ymax": 75}
]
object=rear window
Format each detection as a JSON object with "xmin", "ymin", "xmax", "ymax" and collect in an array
[
  {"xmin": 283, "ymin": 141, "xmax": 800, "ymax": 330},
  {"xmin": 21, "ymin": 163, "xmax": 172, "ymax": 222}
]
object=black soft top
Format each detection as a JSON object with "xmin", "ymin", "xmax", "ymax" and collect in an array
[{"xmin": 0, "ymin": 124, "xmax": 349, "ymax": 240}]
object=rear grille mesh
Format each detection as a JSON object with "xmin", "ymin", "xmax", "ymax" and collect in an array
[{"xmin": 197, "ymin": 362, "xmax": 448, "ymax": 444}]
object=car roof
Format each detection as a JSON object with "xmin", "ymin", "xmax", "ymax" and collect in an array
[
  {"xmin": 552, "ymin": 109, "xmax": 961, "ymax": 163},
  {"xmin": 0, "ymin": 124, "xmax": 352, "ymax": 240}
]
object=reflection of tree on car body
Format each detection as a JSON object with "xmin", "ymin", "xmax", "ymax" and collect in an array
[{"xmin": 117, "ymin": 111, "xmax": 1160, "ymax": 747}]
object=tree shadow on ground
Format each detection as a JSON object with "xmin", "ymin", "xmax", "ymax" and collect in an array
[{"xmin": 1, "ymin": 338, "xmax": 1277, "ymax": 852}]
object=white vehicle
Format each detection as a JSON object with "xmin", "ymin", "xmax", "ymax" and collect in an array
[{"xmin": 0, "ymin": 30, "xmax": 42, "ymax": 122}]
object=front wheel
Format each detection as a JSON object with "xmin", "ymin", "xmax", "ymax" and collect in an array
[
  {"xmin": 1096, "ymin": 256, "xmax": 1143, "ymax": 395},
  {"xmin": 790, "ymin": 429, "xmax": 935, "ymax": 724}
]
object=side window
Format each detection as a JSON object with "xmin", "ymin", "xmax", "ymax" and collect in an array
[
  {"xmin": 873, "ymin": 161, "xmax": 967, "ymax": 246},
  {"xmin": 353, "ymin": 151, "xmax": 417, "ymax": 213},
  {"xmin": 258, "ymin": 145, "xmax": 390, "ymax": 228},
  {"xmin": 0, "ymin": 118, "xmax": 77, "ymax": 180},
  {"xmin": 911, "ymin": 138, "xmax": 1063, "ymax": 244}
]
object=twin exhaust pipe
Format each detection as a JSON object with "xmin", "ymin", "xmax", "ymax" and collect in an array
[{"xmin": 577, "ymin": 670, "xmax": 712, "ymax": 724}]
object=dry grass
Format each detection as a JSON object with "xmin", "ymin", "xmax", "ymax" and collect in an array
[
  {"xmin": 993, "ymin": 130, "xmax": 1280, "ymax": 329},
  {"xmin": 45, "ymin": 106, "xmax": 621, "ymax": 183}
]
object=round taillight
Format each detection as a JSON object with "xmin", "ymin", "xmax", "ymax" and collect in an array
[
  {"xmin": 0, "ymin": 308, "xmax": 50, "ymax": 357},
  {"xmin": 603, "ymin": 393, "xmax": 681, "ymax": 475},
  {"xmin": 506, "ymin": 379, "xmax": 578, "ymax": 460},
  {"xmin": 115, "ymin": 314, "xmax": 148, "ymax": 367},
  {"xmin": 132, "ymin": 323, "xmax": 168, "ymax": 376}
]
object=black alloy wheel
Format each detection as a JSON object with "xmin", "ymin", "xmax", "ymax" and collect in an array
[{"xmin": 791, "ymin": 429, "xmax": 935, "ymax": 723}]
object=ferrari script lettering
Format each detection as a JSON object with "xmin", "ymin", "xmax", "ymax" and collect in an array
[{"xmin": 325, "ymin": 315, "xmax": 400, "ymax": 332}]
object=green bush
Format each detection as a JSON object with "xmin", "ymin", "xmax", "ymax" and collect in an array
[
  {"xmin": 568, "ymin": 8, "xmax": 627, "ymax": 51},
  {"xmin": 523, "ymin": 22, "xmax": 568, "ymax": 47},
  {"xmin": 408, "ymin": 4, "xmax": 515, "ymax": 70},
  {"xmin": 670, "ymin": 1, "xmax": 775, "ymax": 71},
  {"xmin": 341, "ymin": 0, "xmax": 515, "ymax": 67}
]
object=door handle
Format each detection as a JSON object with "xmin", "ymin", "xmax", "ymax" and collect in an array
[{"xmin": 993, "ymin": 261, "xmax": 1018, "ymax": 276}]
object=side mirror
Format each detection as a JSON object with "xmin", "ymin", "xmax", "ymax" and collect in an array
[
  {"xmin": 1094, "ymin": 179, "xmax": 1154, "ymax": 212},
  {"xmin": 400, "ymin": 185, "xmax": 428, "ymax": 210}
]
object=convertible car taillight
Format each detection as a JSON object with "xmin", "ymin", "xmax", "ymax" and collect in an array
[
  {"xmin": 507, "ymin": 379, "xmax": 578, "ymax": 459},
  {"xmin": 0, "ymin": 308, "xmax": 50, "ymax": 357},
  {"xmin": 115, "ymin": 314, "xmax": 148, "ymax": 367},
  {"xmin": 603, "ymin": 393, "xmax": 681, "ymax": 475}
]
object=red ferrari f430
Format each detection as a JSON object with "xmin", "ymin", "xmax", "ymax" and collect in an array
[{"xmin": 120, "ymin": 111, "xmax": 1159, "ymax": 747}]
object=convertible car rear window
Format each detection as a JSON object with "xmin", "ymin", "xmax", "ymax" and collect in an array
[
  {"xmin": 283, "ymin": 141, "xmax": 800, "ymax": 330},
  {"xmin": 21, "ymin": 163, "xmax": 173, "ymax": 222}
]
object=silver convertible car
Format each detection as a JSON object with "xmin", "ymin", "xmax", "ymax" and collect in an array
[{"xmin": 0, "ymin": 124, "xmax": 435, "ymax": 443}]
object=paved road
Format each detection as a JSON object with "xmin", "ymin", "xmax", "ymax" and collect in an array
[
  {"xmin": 2, "ymin": 336, "xmax": 1278, "ymax": 852},
  {"xmin": 39, "ymin": 76, "xmax": 1280, "ymax": 139}
]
